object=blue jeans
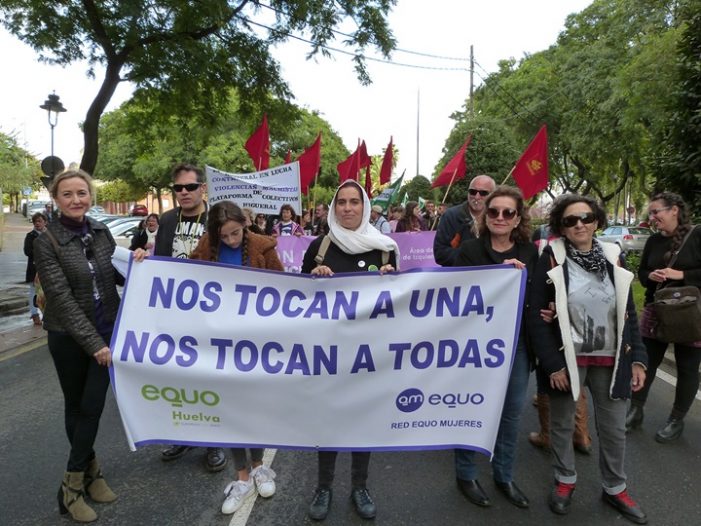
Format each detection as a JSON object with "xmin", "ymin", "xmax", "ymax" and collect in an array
[{"xmin": 455, "ymin": 342, "xmax": 530, "ymax": 483}]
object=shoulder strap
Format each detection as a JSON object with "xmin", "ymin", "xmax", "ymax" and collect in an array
[
  {"xmin": 43, "ymin": 228, "xmax": 60, "ymax": 254},
  {"xmin": 668, "ymin": 225, "xmax": 697, "ymax": 268},
  {"xmin": 314, "ymin": 236, "xmax": 332, "ymax": 266}
]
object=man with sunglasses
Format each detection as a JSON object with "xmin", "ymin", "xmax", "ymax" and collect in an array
[
  {"xmin": 433, "ymin": 175, "xmax": 496, "ymax": 266},
  {"xmin": 152, "ymin": 164, "xmax": 227, "ymax": 472}
]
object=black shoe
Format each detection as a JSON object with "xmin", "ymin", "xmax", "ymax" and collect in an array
[
  {"xmin": 308, "ymin": 488, "xmax": 332, "ymax": 521},
  {"xmin": 495, "ymin": 481, "xmax": 529, "ymax": 508},
  {"xmin": 625, "ymin": 404, "xmax": 644, "ymax": 432},
  {"xmin": 350, "ymin": 487, "xmax": 377, "ymax": 519},
  {"xmin": 161, "ymin": 445, "xmax": 193, "ymax": 461},
  {"xmin": 549, "ymin": 481, "xmax": 575, "ymax": 515},
  {"xmin": 205, "ymin": 447, "xmax": 227, "ymax": 472},
  {"xmin": 456, "ymin": 478, "xmax": 491, "ymax": 507},
  {"xmin": 602, "ymin": 489, "xmax": 648, "ymax": 524},
  {"xmin": 573, "ymin": 441, "xmax": 592, "ymax": 455},
  {"xmin": 655, "ymin": 418, "xmax": 684, "ymax": 443}
]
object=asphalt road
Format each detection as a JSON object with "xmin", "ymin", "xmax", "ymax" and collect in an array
[{"xmin": 1, "ymin": 345, "xmax": 699, "ymax": 526}]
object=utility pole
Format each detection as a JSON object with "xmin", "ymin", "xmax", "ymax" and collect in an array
[
  {"xmin": 469, "ymin": 45, "xmax": 474, "ymax": 116},
  {"xmin": 416, "ymin": 88, "xmax": 420, "ymax": 178}
]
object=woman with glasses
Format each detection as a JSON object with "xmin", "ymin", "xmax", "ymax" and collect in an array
[
  {"xmin": 529, "ymin": 194, "xmax": 648, "ymax": 524},
  {"xmin": 452, "ymin": 186, "xmax": 536, "ymax": 510},
  {"xmin": 626, "ymin": 192, "xmax": 701, "ymax": 443},
  {"xmin": 34, "ymin": 169, "xmax": 124, "ymax": 523}
]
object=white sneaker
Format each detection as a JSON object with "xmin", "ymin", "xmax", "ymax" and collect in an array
[
  {"xmin": 251, "ymin": 465, "xmax": 276, "ymax": 498},
  {"xmin": 221, "ymin": 479, "xmax": 255, "ymax": 515}
]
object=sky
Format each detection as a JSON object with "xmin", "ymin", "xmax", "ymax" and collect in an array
[{"xmin": 0, "ymin": 0, "xmax": 593, "ymax": 181}]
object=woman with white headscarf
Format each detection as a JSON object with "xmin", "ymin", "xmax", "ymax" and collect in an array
[{"xmin": 301, "ymin": 180, "xmax": 399, "ymax": 521}]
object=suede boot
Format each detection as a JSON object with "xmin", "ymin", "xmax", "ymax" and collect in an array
[
  {"xmin": 528, "ymin": 394, "xmax": 550, "ymax": 449},
  {"xmin": 85, "ymin": 458, "xmax": 117, "ymax": 503},
  {"xmin": 58, "ymin": 471, "xmax": 97, "ymax": 523},
  {"xmin": 573, "ymin": 391, "xmax": 592, "ymax": 454}
]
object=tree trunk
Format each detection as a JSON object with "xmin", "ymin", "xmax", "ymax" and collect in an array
[{"xmin": 80, "ymin": 60, "xmax": 123, "ymax": 176}]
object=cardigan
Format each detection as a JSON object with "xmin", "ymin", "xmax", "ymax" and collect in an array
[
  {"xmin": 529, "ymin": 239, "xmax": 647, "ymax": 401},
  {"xmin": 33, "ymin": 218, "xmax": 123, "ymax": 355}
]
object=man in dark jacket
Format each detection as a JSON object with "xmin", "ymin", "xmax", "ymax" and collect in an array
[
  {"xmin": 152, "ymin": 164, "xmax": 226, "ymax": 472},
  {"xmin": 433, "ymin": 175, "xmax": 496, "ymax": 266}
]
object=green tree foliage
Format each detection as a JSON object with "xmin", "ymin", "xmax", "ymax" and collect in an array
[
  {"xmin": 0, "ymin": 131, "xmax": 42, "ymax": 211},
  {"xmin": 1, "ymin": 0, "xmax": 396, "ymax": 175},
  {"xmin": 435, "ymin": 0, "xmax": 696, "ymax": 212},
  {"xmin": 95, "ymin": 91, "xmax": 352, "ymax": 210}
]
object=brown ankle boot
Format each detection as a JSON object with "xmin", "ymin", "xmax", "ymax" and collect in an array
[
  {"xmin": 528, "ymin": 394, "xmax": 551, "ymax": 449},
  {"xmin": 85, "ymin": 458, "xmax": 117, "ymax": 503},
  {"xmin": 58, "ymin": 471, "xmax": 97, "ymax": 522},
  {"xmin": 573, "ymin": 391, "xmax": 592, "ymax": 454}
]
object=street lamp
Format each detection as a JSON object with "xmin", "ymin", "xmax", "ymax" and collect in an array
[{"xmin": 39, "ymin": 92, "xmax": 67, "ymax": 186}]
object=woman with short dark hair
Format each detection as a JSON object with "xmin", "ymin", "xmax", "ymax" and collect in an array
[{"xmin": 530, "ymin": 193, "xmax": 648, "ymax": 524}]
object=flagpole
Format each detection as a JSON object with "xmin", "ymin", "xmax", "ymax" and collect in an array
[{"xmin": 501, "ymin": 165, "xmax": 514, "ymax": 186}]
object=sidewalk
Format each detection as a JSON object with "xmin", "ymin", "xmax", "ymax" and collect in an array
[{"xmin": 0, "ymin": 212, "xmax": 47, "ymax": 360}]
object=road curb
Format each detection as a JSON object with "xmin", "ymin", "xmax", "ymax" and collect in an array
[{"xmin": 0, "ymin": 335, "xmax": 47, "ymax": 362}]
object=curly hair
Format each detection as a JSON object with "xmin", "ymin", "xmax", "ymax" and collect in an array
[
  {"xmin": 475, "ymin": 186, "xmax": 532, "ymax": 244},
  {"xmin": 547, "ymin": 193, "xmax": 607, "ymax": 237},
  {"xmin": 206, "ymin": 201, "xmax": 249, "ymax": 265},
  {"xmin": 650, "ymin": 192, "xmax": 692, "ymax": 263}
]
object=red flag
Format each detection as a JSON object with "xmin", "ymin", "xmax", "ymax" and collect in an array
[
  {"xmin": 284, "ymin": 149, "xmax": 292, "ymax": 164},
  {"xmin": 431, "ymin": 135, "xmax": 472, "ymax": 188},
  {"xmin": 244, "ymin": 115, "xmax": 270, "ymax": 171},
  {"xmin": 379, "ymin": 137, "xmax": 393, "ymax": 184},
  {"xmin": 337, "ymin": 149, "xmax": 360, "ymax": 183},
  {"xmin": 364, "ymin": 164, "xmax": 373, "ymax": 198},
  {"xmin": 298, "ymin": 133, "xmax": 322, "ymax": 195},
  {"xmin": 511, "ymin": 125, "xmax": 549, "ymax": 199},
  {"xmin": 358, "ymin": 140, "xmax": 371, "ymax": 169}
]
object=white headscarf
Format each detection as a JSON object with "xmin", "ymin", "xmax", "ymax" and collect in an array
[{"xmin": 327, "ymin": 180, "xmax": 400, "ymax": 265}]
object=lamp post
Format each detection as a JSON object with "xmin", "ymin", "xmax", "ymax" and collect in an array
[{"xmin": 39, "ymin": 92, "xmax": 67, "ymax": 183}]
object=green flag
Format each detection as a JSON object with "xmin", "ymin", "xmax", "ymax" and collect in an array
[
  {"xmin": 418, "ymin": 196, "xmax": 426, "ymax": 210},
  {"xmin": 371, "ymin": 171, "xmax": 405, "ymax": 212}
]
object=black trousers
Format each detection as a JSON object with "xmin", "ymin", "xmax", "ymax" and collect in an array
[
  {"xmin": 48, "ymin": 331, "xmax": 111, "ymax": 472},
  {"xmin": 231, "ymin": 448, "xmax": 264, "ymax": 472},
  {"xmin": 317, "ymin": 451, "xmax": 371, "ymax": 489},
  {"xmin": 632, "ymin": 337, "xmax": 701, "ymax": 417}
]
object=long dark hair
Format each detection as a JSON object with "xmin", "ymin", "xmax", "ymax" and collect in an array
[
  {"xmin": 206, "ymin": 201, "xmax": 249, "ymax": 265},
  {"xmin": 651, "ymin": 192, "xmax": 692, "ymax": 263}
]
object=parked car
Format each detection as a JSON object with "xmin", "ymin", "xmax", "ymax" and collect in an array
[
  {"xmin": 109, "ymin": 217, "xmax": 144, "ymax": 248},
  {"xmin": 87, "ymin": 205, "xmax": 106, "ymax": 216},
  {"xmin": 26, "ymin": 201, "xmax": 49, "ymax": 219},
  {"xmin": 130, "ymin": 204, "xmax": 148, "ymax": 216},
  {"xmin": 598, "ymin": 226, "xmax": 652, "ymax": 252}
]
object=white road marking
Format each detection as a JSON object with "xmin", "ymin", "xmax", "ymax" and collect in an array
[{"xmin": 229, "ymin": 448, "xmax": 278, "ymax": 526}]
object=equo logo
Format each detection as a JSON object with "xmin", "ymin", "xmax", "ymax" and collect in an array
[
  {"xmin": 396, "ymin": 388, "xmax": 424, "ymax": 412},
  {"xmin": 141, "ymin": 384, "xmax": 221, "ymax": 407}
]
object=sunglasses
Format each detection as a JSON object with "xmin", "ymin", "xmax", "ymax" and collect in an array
[
  {"xmin": 648, "ymin": 206, "xmax": 670, "ymax": 217},
  {"xmin": 172, "ymin": 183, "xmax": 202, "ymax": 193},
  {"xmin": 468, "ymin": 189, "xmax": 490, "ymax": 197},
  {"xmin": 486, "ymin": 207, "xmax": 518, "ymax": 220},
  {"xmin": 562, "ymin": 212, "xmax": 597, "ymax": 228}
]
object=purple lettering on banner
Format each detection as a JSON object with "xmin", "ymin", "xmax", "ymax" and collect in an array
[{"xmin": 275, "ymin": 232, "xmax": 439, "ymax": 274}]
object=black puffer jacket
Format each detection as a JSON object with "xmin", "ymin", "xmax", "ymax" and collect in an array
[{"xmin": 33, "ymin": 218, "xmax": 123, "ymax": 355}]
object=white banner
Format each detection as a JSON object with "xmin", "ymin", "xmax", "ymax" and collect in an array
[
  {"xmin": 110, "ymin": 259, "xmax": 526, "ymax": 456},
  {"xmin": 206, "ymin": 163, "xmax": 302, "ymax": 214}
]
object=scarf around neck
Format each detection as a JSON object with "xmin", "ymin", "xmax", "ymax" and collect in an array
[{"xmin": 565, "ymin": 238, "xmax": 607, "ymax": 279}]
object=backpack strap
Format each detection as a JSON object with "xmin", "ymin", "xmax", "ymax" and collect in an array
[
  {"xmin": 44, "ymin": 228, "xmax": 61, "ymax": 254},
  {"xmin": 314, "ymin": 236, "xmax": 332, "ymax": 266}
]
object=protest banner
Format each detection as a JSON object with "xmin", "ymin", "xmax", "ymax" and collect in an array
[
  {"xmin": 206, "ymin": 164, "xmax": 302, "ymax": 215},
  {"xmin": 274, "ymin": 232, "xmax": 439, "ymax": 273},
  {"xmin": 110, "ymin": 258, "xmax": 526, "ymax": 456}
]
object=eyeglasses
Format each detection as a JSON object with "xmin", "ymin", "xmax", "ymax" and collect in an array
[
  {"xmin": 468, "ymin": 189, "xmax": 490, "ymax": 197},
  {"xmin": 562, "ymin": 212, "xmax": 597, "ymax": 228},
  {"xmin": 648, "ymin": 206, "xmax": 670, "ymax": 217},
  {"xmin": 172, "ymin": 183, "xmax": 202, "ymax": 193},
  {"xmin": 486, "ymin": 207, "xmax": 518, "ymax": 220}
]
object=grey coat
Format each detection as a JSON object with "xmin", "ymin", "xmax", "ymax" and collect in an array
[{"xmin": 33, "ymin": 218, "xmax": 122, "ymax": 355}]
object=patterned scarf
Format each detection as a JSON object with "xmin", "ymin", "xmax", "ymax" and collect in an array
[{"xmin": 565, "ymin": 239, "xmax": 607, "ymax": 279}]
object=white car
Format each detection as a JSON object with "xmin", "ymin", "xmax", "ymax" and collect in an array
[
  {"xmin": 598, "ymin": 226, "xmax": 652, "ymax": 252},
  {"xmin": 108, "ymin": 217, "xmax": 144, "ymax": 248}
]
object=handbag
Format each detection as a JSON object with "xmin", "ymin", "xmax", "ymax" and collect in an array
[{"xmin": 652, "ymin": 226, "xmax": 701, "ymax": 343}]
